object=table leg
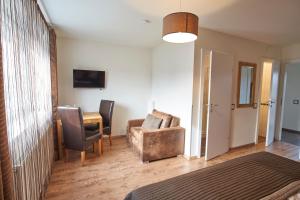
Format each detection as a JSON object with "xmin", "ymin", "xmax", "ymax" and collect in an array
[
  {"xmin": 99, "ymin": 118, "xmax": 103, "ymax": 135},
  {"xmin": 98, "ymin": 118, "xmax": 104, "ymax": 154}
]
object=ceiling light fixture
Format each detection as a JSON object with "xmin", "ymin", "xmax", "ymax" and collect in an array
[{"xmin": 162, "ymin": 0, "xmax": 199, "ymax": 43}]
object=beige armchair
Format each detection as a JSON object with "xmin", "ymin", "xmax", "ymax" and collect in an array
[{"xmin": 127, "ymin": 110, "xmax": 185, "ymax": 162}]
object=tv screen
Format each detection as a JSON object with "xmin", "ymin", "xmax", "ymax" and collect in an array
[{"xmin": 73, "ymin": 69, "xmax": 105, "ymax": 88}]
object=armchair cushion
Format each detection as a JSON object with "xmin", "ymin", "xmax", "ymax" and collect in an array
[
  {"xmin": 141, "ymin": 114, "xmax": 162, "ymax": 129},
  {"xmin": 170, "ymin": 116, "xmax": 180, "ymax": 127},
  {"xmin": 152, "ymin": 109, "xmax": 172, "ymax": 128}
]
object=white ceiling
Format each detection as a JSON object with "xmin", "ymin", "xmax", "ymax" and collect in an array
[{"xmin": 41, "ymin": 0, "xmax": 300, "ymax": 48}]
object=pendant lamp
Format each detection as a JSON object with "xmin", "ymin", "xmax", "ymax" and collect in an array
[{"xmin": 162, "ymin": 12, "xmax": 198, "ymax": 43}]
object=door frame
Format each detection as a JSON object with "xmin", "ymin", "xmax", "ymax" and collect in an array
[
  {"xmin": 196, "ymin": 48, "xmax": 233, "ymax": 158},
  {"xmin": 276, "ymin": 58, "xmax": 300, "ymax": 141},
  {"xmin": 254, "ymin": 58, "xmax": 280, "ymax": 145},
  {"xmin": 196, "ymin": 48, "xmax": 211, "ymax": 158}
]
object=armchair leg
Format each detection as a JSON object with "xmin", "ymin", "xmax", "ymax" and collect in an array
[
  {"xmin": 109, "ymin": 135, "xmax": 112, "ymax": 146},
  {"xmin": 98, "ymin": 139, "xmax": 102, "ymax": 156},
  {"xmin": 81, "ymin": 151, "xmax": 86, "ymax": 166}
]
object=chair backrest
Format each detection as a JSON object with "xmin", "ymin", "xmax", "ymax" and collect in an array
[
  {"xmin": 58, "ymin": 107, "xmax": 85, "ymax": 151},
  {"xmin": 99, "ymin": 100, "xmax": 114, "ymax": 128}
]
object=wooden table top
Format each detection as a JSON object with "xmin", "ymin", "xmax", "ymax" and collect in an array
[{"xmin": 82, "ymin": 112, "xmax": 102, "ymax": 120}]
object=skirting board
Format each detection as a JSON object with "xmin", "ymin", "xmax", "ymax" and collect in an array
[
  {"xmin": 183, "ymin": 155, "xmax": 198, "ymax": 160},
  {"xmin": 282, "ymin": 128, "xmax": 300, "ymax": 134},
  {"xmin": 229, "ymin": 143, "xmax": 255, "ymax": 150},
  {"xmin": 109, "ymin": 135, "xmax": 126, "ymax": 139}
]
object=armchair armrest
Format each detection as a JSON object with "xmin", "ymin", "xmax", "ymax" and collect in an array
[
  {"xmin": 143, "ymin": 127, "xmax": 185, "ymax": 135},
  {"xmin": 127, "ymin": 119, "xmax": 145, "ymax": 134}
]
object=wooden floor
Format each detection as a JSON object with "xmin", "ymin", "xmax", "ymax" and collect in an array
[
  {"xmin": 282, "ymin": 130, "xmax": 300, "ymax": 146},
  {"xmin": 45, "ymin": 136, "xmax": 300, "ymax": 200}
]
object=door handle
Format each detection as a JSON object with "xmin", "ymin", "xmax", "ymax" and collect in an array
[{"xmin": 261, "ymin": 103, "xmax": 269, "ymax": 106}]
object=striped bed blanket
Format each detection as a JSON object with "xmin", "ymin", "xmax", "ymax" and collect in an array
[{"xmin": 125, "ymin": 152, "xmax": 300, "ymax": 200}]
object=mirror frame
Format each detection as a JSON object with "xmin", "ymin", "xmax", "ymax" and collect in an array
[{"xmin": 237, "ymin": 61, "xmax": 257, "ymax": 108}]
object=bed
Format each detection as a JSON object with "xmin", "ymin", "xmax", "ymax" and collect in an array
[{"xmin": 124, "ymin": 152, "xmax": 300, "ymax": 200}]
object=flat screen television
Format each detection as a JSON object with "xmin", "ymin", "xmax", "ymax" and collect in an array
[{"xmin": 73, "ymin": 69, "xmax": 105, "ymax": 88}]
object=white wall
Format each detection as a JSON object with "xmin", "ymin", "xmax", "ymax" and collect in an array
[
  {"xmin": 283, "ymin": 63, "xmax": 300, "ymax": 131},
  {"xmin": 57, "ymin": 37, "xmax": 152, "ymax": 135},
  {"xmin": 282, "ymin": 43, "xmax": 300, "ymax": 61},
  {"xmin": 193, "ymin": 28, "xmax": 281, "ymax": 149},
  {"xmin": 152, "ymin": 42, "xmax": 195, "ymax": 156},
  {"xmin": 275, "ymin": 43, "xmax": 300, "ymax": 140}
]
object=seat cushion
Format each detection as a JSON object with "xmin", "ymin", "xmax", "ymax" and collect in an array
[
  {"xmin": 141, "ymin": 114, "xmax": 162, "ymax": 129},
  {"xmin": 85, "ymin": 123, "xmax": 99, "ymax": 131},
  {"xmin": 152, "ymin": 109, "xmax": 172, "ymax": 128},
  {"xmin": 85, "ymin": 130, "xmax": 101, "ymax": 146},
  {"xmin": 85, "ymin": 129, "xmax": 100, "ymax": 138},
  {"xmin": 130, "ymin": 127, "xmax": 143, "ymax": 137}
]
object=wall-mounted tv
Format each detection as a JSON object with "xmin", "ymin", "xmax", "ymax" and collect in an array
[{"xmin": 73, "ymin": 69, "xmax": 105, "ymax": 88}]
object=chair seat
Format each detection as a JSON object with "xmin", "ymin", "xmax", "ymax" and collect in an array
[
  {"xmin": 85, "ymin": 124, "xmax": 99, "ymax": 131},
  {"xmin": 85, "ymin": 132, "xmax": 101, "ymax": 142},
  {"xmin": 85, "ymin": 129, "xmax": 101, "ymax": 146},
  {"xmin": 85, "ymin": 124, "xmax": 111, "ymax": 135},
  {"xmin": 85, "ymin": 129, "xmax": 100, "ymax": 138}
]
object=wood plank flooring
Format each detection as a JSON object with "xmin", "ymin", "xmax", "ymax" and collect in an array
[
  {"xmin": 282, "ymin": 130, "xmax": 300, "ymax": 146},
  {"xmin": 45, "ymin": 136, "xmax": 300, "ymax": 200}
]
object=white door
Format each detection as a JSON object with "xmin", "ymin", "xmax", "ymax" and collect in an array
[
  {"xmin": 265, "ymin": 61, "xmax": 280, "ymax": 146},
  {"xmin": 205, "ymin": 51, "xmax": 233, "ymax": 160}
]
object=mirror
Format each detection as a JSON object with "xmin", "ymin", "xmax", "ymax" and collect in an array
[{"xmin": 237, "ymin": 62, "xmax": 256, "ymax": 108}]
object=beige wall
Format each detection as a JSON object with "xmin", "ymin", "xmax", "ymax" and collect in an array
[
  {"xmin": 193, "ymin": 28, "xmax": 281, "ymax": 148},
  {"xmin": 282, "ymin": 43, "xmax": 300, "ymax": 61},
  {"xmin": 57, "ymin": 37, "xmax": 152, "ymax": 136},
  {"xmin": 152, "ymin": 42, "xmax": 195, "ymax": 156}
]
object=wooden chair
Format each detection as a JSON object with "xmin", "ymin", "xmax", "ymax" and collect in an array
[{"xmin": 58, "ymin": 107, "xmax": 102, "ymax": 166}]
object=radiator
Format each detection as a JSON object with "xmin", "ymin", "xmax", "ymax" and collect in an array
[{"xmin": 13, "ymin": 128, "xmax": 53, "ymax": 200}]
